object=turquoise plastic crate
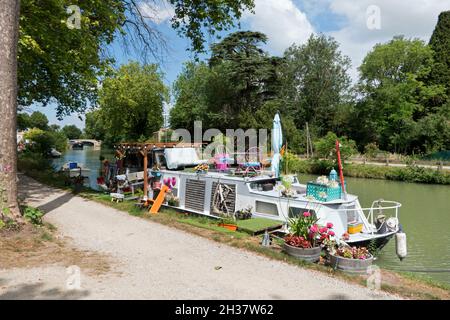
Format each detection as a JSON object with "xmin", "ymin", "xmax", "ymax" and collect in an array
[{"xmin": 306, "ymin": 182, "xmax": 343, "ymax": 202}]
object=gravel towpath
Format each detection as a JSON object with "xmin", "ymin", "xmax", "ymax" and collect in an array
[{"xmin": 0, "ymin": 175, "xmax": 397, "ymax": 300}]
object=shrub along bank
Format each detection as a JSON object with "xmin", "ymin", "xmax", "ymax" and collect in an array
[{"xmin": 282, "ymin": 153, "xmax": 450, "ymax": 185}]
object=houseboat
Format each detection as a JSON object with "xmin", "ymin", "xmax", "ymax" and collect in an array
[{"xmin": 112, "ymin": 142, "xmax": 403, "ymax": 252}]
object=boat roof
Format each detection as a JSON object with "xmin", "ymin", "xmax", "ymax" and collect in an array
[{"xmin": 160, "ymin": 168, "xmax": 278, "ymax": 183}]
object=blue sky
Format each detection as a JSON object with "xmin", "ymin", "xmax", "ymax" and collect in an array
[{"xmin": 31, "ymin": 0, "xmax": 450, "ymax": 129}]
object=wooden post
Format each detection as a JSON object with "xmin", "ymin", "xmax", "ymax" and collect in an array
[{"xmin": 141, "ymin": 150, "xmax": 148, "ymax": 198}]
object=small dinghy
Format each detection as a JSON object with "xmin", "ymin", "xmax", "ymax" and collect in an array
[
  {"xmin": 61, "ymin": 162, "xmax": 91, "ymax": 178},
  {"xmin": 49, "ymin": 148, "xmax": 62, "ymax": 158}
]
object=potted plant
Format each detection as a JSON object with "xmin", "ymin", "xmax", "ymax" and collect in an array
[
  {"xmin": 278, "ymin": 176, "xmax": 296, "ymax": 198},
  {"xmin": 283, "ymin": 212, "xmax": 335, "ymax": 262},
  {"xmin": 167, "ymin": 195, "xmax": 180, "ymax": 207},
  {"xmin": 326, "ymin": 239, "xmax": 374, "ymax": 273},
  {"xmin": 234, "ymin": 206, "xmax": 252, "ymax": 220}
]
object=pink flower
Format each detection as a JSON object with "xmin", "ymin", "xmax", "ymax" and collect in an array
[
  {"xmin": 326, "ymin": 222, "xmax": 333, "ymax": 229},
  {"xmin": 310, "ymin": 225, "xmax": 319, "ymax": 233},
  {"xmin": 319, "ymin": 227, "xmax": 328, "ymax": 234},
  {"xmin": 328, "ymin": 230, "xmax": 335, "ymax": 237},
  {"xmin": 303, "ymin": 212, "xmax": 311, "ymax": 218}
]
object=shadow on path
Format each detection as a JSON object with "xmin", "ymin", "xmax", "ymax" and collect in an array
[
  {"xmin": 37, "ymin": 193, "xmax": 75, "ymax": 214},
  {"xmin": 0, "ymin": 280, "xmax": 89, "ymax": 300}
]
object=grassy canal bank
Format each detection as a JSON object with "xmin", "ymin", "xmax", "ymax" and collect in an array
[
  {"xmin": 283, "ymin": 155, "xmax": 450, "ymax": 185},
  {"xmin": 14, "ymin": 156, "xmax": 450, "ymax": 300}
]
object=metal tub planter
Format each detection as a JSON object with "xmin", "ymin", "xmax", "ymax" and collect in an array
[
  {"xmin": 282, "ymin": 243, "xmax": 322, "ymax": 263},
  {"xmin": 329, "ymin": 254, "xmax": 374, "ymax": 274}
]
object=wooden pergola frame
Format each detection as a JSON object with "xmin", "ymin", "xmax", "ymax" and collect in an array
[{"xmin": 114, "ymin": 142, "xmax": 204, "ymax": 197}]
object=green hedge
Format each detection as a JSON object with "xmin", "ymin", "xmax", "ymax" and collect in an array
[{"xmin": 283, "ymin": 154, "xmax": 450, "ymax": 185}]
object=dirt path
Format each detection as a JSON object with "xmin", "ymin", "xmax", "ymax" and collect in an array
[{"xmin": 0, "ymin": 176, "xmax": 397, "ymax": 300}]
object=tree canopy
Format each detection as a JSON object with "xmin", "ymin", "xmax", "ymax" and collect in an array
[
  {"xmin": 93, "ymin": 61, "xmax": 168, "ymax": 144},
  {"xmin": 18, "ymin": 0, "xmax": 255, "ymax": 118},
  {"xmin": 61, "ymin": 125, "xmax": 83, "ymax": 140},
  {"xmin": 353, "ymin": 36, "xmax": 446, "ymax": 153},
  {"xmin": 170, "ymin": 31, "xmax": 282, "ymax": 131},
  {"xmin": 429, "ymin": 11, "xmax": 450, "ymax": 100},
  {"xmin": 281, "ymin": 34, "xmax": 352, "ymax": 137}
]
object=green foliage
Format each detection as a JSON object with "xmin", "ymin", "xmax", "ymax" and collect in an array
[
  {"xmin": 354, "ymin": 36, "xmax": 447, "ymax": 153},
  {"xmin": 22, "ymin": 206, "xmax": 44, "ymax": 225},
  {"xmin": 385, "ymin": 165, "xmax": 450, "ymax": 184},
  {"xmin": 84, "ymin": 110, "xmax": 106, "ymax": 141},
  {"xmin": 170, "ymin": 62, "xmax": 211, "ymax": 131},
  {"xmin": 17, "ymin": 0, "xmax": 255, "ymax": 121},
  {"xmin": 281, "ymin": 34, "xmax": 352, "ymax": 136},
  {"xmin": 96, "ymin": 61, "xmax": 168, "ymax": 143},
  {"xmin": 283, "ymin": 155, "xmax": 450, "ymax": 185},
  {"xmin": 28, "ymin": 111, "xmax": 49, "ymax": 130},
  {"xmin": 24, "ymin": 128, "xmax": 67, "ymax": 155},
  {"xmin": 61, "ymin": 125, "xmax": 83, "ymax": 140},
  {"xmin": 429, "ymin": 11, "xmax": 450, "ymax": 99},
  {"xmin": 19, "ymin": 0, "xmax": 125, "ymax": 117},
  {"xmin": 169, "ymin": 0, "xmax": 255, "ymax": 53},
  {"xmin": 314, "ymin": 132, "xmax": 357, "ymax": 161},
  {"xmin": 17, "ymin": 112, "xmax": 31, "ymax": 130},
  {"xmin": 364, "ymin": 143, "xmax": 380, "ymax": 159},
  {"xmin": 170, "ymin": 31, "xmax": 281, "ymax": 131},
  {"xmin": 288, "ymin": 213, "xmax": 318, "ymax": 239}
]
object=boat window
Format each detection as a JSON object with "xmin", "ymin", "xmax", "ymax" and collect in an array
[
  {"xmin": 288, "ymin": 207, "xmax": 316, "ymax": 218},
  {"xmin": 255, "ymin": 201, "xmax": 278, "ymax": 216},
  {"xmin": 154, "ymin": 152, "xmax": 167, "ymax": 168},
  {"xmin": 345, "ymin": 205, "xmax": 358, "ymax": 223}
]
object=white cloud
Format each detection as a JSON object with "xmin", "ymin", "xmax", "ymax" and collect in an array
[
  {"xmin": 242, "ymin": 0, "xmax": 314, "ymax": 54},
  {"xmin": 138, "ymin": 1, "xmax": 174, "ymax": 25},
  {"xmin": 326, "ymin": 0, "xmax": 450, "ymax": 80}
]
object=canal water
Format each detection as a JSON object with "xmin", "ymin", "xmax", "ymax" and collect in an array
[
  {"xmin": 302, "ymin": 173, "xmax": 450, "ymax": 286},
  {"xmin": 53, "ymin": 148, "xmax": 450, "ymax": 286}
]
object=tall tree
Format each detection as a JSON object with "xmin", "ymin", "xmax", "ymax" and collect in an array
[
  {"xmin": 209, "ymin": 31, "xmax": 282, "ymax": 129},
  {"xmin": 61, "ymin": 125, "xmax": 83, "ymax": 140},
  {"xmin": 97, "ymin": 62, "xmax": 168, "ymax": 143},
  {"xmin": 28, "ymin": 111, "xmax": 49, "ymax": 130},
  {"xmin": 355, "ymin": 36, "xmax": 445, "ymax": 153},
  {"xmin": 170, "ymin": 62, "xmax": 211, "ymax": 131},
  {"xmin": 429, "ymin": 11, "xmax": 450, "ymax": 100},
  {"xmin": 0, "ymin": 0, "xmax": 22, "ymax": 222},
  {"xmin": 281, "ymin": 34, "xmax": 352, "ymax": 136}
]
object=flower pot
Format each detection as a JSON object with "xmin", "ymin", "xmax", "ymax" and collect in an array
[
  {"xmin": 219, "ymin": 223, "xmax": 238, "ymax": 231},
  {"xmin": 329, "ymin": 254, "xmax": 374, "ymax": 274},
  {"xmin": 282, "ymin": 243, "xmax": 321, "ymax": 262}
]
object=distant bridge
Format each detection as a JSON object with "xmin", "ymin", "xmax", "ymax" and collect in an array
[{"xmin": 69, "ymin": 139, "xmax": 102, "ymax": 149}]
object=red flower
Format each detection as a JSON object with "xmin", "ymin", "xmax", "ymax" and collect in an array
[
  {"xmin": 326, "ymin": 222, "xmax": 333, "ymax": 229},
  {"xmin": 328, "ymin": 230, "xmax": 335, "ymax": 237},
  {"xmin": 303, "ymin": 212, "xmax": 311, "ymax": 218},
  {"xmin": 319, "ymin": 227, "xmax": 328, "ymax": 234}
]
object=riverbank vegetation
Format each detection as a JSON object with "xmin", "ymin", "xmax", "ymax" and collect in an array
[
  {"xmin": 283, "ymin": 153, "xmax": 450, "ymax": 185},
  {"xmin": 162, "ymin": 13, "xmax": 450, "ymax": 160}
]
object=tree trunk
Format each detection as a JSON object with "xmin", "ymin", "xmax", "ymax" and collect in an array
[{"xmin": 0, "ymin": 0, "xmax": 22, "ymax": 222}]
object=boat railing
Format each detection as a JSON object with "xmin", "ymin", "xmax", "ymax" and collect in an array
[{"xmin": 331, "ymin": 200, "xmax": 402, "ymax": 234}]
